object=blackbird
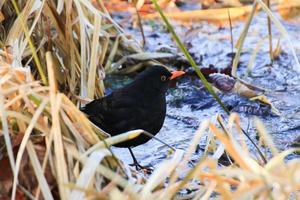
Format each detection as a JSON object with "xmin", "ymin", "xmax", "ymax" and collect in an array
[{"xmin": 81, "ymin": 65, "xmax": 185, "ymax": 169}]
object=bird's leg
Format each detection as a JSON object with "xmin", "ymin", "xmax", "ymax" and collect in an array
[
  {"xmin": 128, "ymin": 147, "xmax": 153, "ymax": 172},
  {"xmin": 128, "ymin": 147, "xmax": 142, "ymax": 169}
]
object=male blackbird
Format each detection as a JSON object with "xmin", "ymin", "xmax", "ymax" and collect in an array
[{"xmin": 81, "ymin": 65, "xmax": 185, "ymax": 169}]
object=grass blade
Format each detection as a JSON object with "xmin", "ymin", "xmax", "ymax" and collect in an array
[
  {"xmin": 256, "ymin": 0, "xmax": 300, "ymax": 72},
  {"xmin": 151, "ymin": 0, "xmax": 229, "ymax": 114}
]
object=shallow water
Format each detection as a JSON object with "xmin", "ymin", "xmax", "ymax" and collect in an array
[{"xmin": 110, "ymin": 10, "xmax": 300, "ymax": 166}]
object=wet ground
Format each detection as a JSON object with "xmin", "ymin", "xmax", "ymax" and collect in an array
[{"xmin": 108, "ymin": 7, "xmax": 300, "ymax": 167}]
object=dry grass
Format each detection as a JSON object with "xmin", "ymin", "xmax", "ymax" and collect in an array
[
  {"xmin": 0, "ymin": 66, "xmax": 298, "ymax": 199},
  {"xmin": 0, "ymin": 1, "xmax": 299, "ymax": 199}
]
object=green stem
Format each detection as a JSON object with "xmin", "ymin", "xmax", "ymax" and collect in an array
[
  {"xmin": 11, "ymin": 0, "xmax": 48, "ymax": 85},
  {"xmin": 151, "ymin": 0, "xmax": 229, "ymax": 114}
]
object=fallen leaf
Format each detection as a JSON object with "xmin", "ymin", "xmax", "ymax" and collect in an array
[
  {"xmin": 278, "ymin": 0, "xmax": 300, "ymax": 20},
  {"xmin": 144, "ymin": 6, "xmax": 254, "ymax": 25},
  {"xmin": 0, "ymin": 11, "xmax": 4, "ymax": 23}
]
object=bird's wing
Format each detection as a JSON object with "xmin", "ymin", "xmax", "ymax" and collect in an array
[{"xmin": 81, "ymin": 92, "xmax": 146, "ymax": 134}]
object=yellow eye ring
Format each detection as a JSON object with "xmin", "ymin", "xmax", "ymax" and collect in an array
[{"xmin": 161, "ymin": 75, "xmax": 167, "ymax": 81}]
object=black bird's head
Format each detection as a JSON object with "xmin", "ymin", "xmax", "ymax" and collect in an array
[{"xmin": 134, "ymin": 65, "xmax": 185, "ymax": 93}]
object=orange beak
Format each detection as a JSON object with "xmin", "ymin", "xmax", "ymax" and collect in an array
[{"xmin": 169, "ymin": 70, "xmax": 185, "ymax": 80}]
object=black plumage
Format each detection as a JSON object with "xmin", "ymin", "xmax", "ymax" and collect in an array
[{"xmin": 81, "ymin": 65, "xmax": 185, "ymax": 168}]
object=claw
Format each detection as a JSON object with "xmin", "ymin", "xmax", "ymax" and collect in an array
[
  {"xmin": 129, "ymin": 162, "xmax": 153, "ymax": 173},
  {"xmin": 128, "ymin": 147, "xmax": 153, "ymax": 173}
]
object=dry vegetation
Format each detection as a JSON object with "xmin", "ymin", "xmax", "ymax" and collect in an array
[{"xmin": 0, "ymin": 0, "xmax": 299, "ymax": 199}]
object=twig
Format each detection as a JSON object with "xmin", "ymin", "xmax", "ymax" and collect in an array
[
  {"xmin": 227, "ymin": 9, "xmax": 234, "ymax": 64},
  {"xmin": 266, "ymin": 0, "xmax": 273, "ymax": 64},
  {"xmin": 134, "ymin": 4, "xmax": 146, "ymax": 47}
]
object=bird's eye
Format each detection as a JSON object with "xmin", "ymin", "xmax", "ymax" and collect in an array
[{"xmin": 161, "ymin": 75, "xmax": 167, "ymax": 81}]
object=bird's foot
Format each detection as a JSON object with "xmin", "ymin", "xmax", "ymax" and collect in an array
[{"xmin": 129, "ymin": 162, "xmax": 153, "ymax": 174}]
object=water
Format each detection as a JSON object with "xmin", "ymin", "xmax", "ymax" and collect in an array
[{"xmin": 109, "ymin": 9, "xmax": 300, "ymax": 167}]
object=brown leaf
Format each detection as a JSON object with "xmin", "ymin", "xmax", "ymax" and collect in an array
[
  {"xmin": 0, "ymin": 139, "xmax": 57, "ymax": 197},
  {"xmin": 12, "ymin": 133, "xmax": 25, "ymax": 148},
  {"xmin": 201, "ymin": 0, "xmax": 242, "ymax": 9},
  {"xmin": 278, "ymin": 0, "xmax": 300, "ymax": 20},
  {"xmin": 0, "ymin": 156, "xmax": 14, "ymax": 196},
  {"xmin": 144, "ymin": 5, "xmax": 254, "ymax": 26},
  {"xmin": 0, "ymin": 11, "xmax": 4, "ymax": 23}
]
